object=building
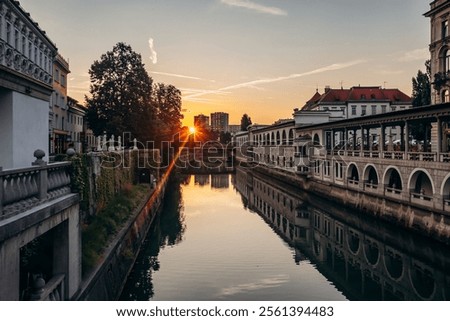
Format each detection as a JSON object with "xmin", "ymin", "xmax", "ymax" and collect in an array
[
  {"xmin": 0, "ymin": 0, "xmax": 57, "ymax": 168},
  {"xmin": 67, "ymin": 97, "xmax": 86, "ymax": 153},
  {"xmin": 300, "ymin": 86, "xmax": 412, "ymax": 120},
  {"xmin": 425, "ymin": 0, "xmax": 450, "ymax": 104},
  {"xmin": 50, "ymin": 54, "xmax": 70, "ymax": 155},
  {"xmin": 227, "ymin": 124, "xmax": 241, "ymax": 133},
  {"xmin": 194, "ymin": 114, "xmax": 209, "ymax": 129},
  {"xmin": 210, "ymin": 112, "xmax": 229, "ymax": 133}
]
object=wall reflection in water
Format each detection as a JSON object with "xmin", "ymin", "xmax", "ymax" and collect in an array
[
  {"xmin": 233, "ymin": 167, "xmax": 450, "ymax": 300},
  {"xmin": 120, "ymin": 175, "xmax": 186, "ymax": 301}
]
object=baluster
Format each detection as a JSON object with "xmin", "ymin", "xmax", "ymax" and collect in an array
[{"xmin": 32, "ymin": 150, "xmax": 48, "ymax": 200}]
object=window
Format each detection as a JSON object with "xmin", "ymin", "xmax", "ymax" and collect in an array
[
  {"xmin": 34, "ymin": 46, "xmax": 37, "ymax": 63},
  {"xmin": 14, "ymin": 29, "xmax": 19, "ymax": 49},
  {"xmin": 351, "ymin": 105, "xmax": 356, "ymax": 116},
  {"xmin": 55, "ymin": 93, "xmax": 59, "ymax": 106},
  {"xmin": 361, "ymin": 105, "xmax": 367, "ymax": 116},
  {"xmin": 443, "ymin": 20, "xmax": 449, "ymax": 39},
  {"xmin": 60, "ymin": 95, "xmax": 65, "ymax": 107},
  {"xmin": 55, "ymin": 68, "xmax": 60, "ymax": 83},
  {"xmin": 391, "ymin": 106, "xmax": 397, "ymax": 112},
  {"xmin": 61, "ymin": 74, "xmax": 66, "ymax": 87},
  {"xmin": 371, "ymin": 105, "xmax": 377, "ymax": 115},
  {"xmin": 381, "ymin": 105, "xmax": 387, "ymax": 113},
  {"xmin": 61, "ymin": 117, "xmax": 65, "ymax": 130},
  {"xmin": 28, "ymin": 41, "xmax": 32, "ymax": 59},
  {"xmin": 443, "ymin": 89, "xmax": 450, "ymax": 102},
  {"xmin": 21, "ymin": 35, "xmax": 26, "ymax": 54},
  {"xmin": 6, "ymin": 22, "xmax": 11, "ymax": 44},
  {"xmin": 445, "ymin": 49, "xmax": 450, "ymax": 72}
]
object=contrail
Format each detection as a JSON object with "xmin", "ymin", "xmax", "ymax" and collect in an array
[
  {"xmin": 148, "ymin": 38, "xmax": 157, "ymax": 64},
  {"xmin": 184, "ymin": 59, "xmax": 366, "ymax": 100}
]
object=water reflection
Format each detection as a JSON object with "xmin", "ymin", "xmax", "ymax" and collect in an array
[
  {"xmin": 121, "ymin": 168, "xmax": 450, "ymax": 301},
  {"xmin": 120, "ymin": 175, "xmax": 186, "ymax": 301},
  {"xmin": 234, "ymin": 167, "xmax": 450, "ymax": 300}
]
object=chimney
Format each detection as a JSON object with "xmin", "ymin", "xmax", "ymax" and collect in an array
[{"xmin": 324, "ymin": 86, "xmax": 331, "ymax": 93}]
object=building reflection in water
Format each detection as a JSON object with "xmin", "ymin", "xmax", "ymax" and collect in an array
[
  {"xmin": 194, "ymin": 175, "xmax": 210, "ymax": 186},
  {"xmin": 211, "ymin": 175, "xmax": 230, "ymax": 189},
  {"xmin": 233, "ymin": 167, "xmax": 450, "ymax": 300}
]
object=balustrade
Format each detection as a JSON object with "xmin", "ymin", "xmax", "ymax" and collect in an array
[
  {"xmin": 0, "ymin": 151, "xmax": 72, "ymax": 220},
  {"xmin": 29, "ymin": 274, "xmax": 65, "ymax": 301}
]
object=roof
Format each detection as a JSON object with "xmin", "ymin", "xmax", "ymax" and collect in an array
[{"xmin": 301, "ymin": 86, "xmax": 411, "ymax": 111}]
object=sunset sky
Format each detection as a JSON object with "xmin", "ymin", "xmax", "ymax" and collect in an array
[{"xmin": 19, "ymin": 0, "xmax": 430, "ymax": 127}]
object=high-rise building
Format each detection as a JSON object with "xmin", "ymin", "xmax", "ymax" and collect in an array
[
  {"xmin": 425, "ymin": 0, "xmax": 450, "ymax": 104},
  {"xmin": 194, "ymin": 114, "xmax": 209, "ymax": 128},
  {"xmin": 210, "ymin": 112, "xmax": 229, "ymax": 132}
]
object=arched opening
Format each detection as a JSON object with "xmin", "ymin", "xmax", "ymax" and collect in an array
[
  {"xmin": 385, "ymin": 249, "xmax": 403, "ymax": 280},
  {"xmin": 442, "ymin": 89, "xmax": 450, "ymax": 103},
  {"xmin": 347, "ymin": 230, "xmax": 360, "ymax": 254},
  {"xmin": 282, "ymin": 131, "xmax": 287, "ymax": 145},
  {"xmin": 384, "ymin": 167, "xmax": 403, "ymax": 194},
  {"xmin": 364, "ymin": 239, "xmax": 379, "ymax": 266},
  {"xmin": 271, "ymin": 132, "xmax": 275, "ymax": 145},
  {"xmin": 276, "ymin": 131, "xmax": 281, "ymax": 145},
  {"xmin": 442, "ymin": 176, "xmax": 450, "ymax": 207},
  {"xmin": 410, "ymin": 265, "xmax": 435, "ymax": 299},
  {"xmin": 348, "ymin": 164, "xmax": 359, "ymax": 185},
  {"xmin": 409, "ymin": 170, "xmax": 434, "ymax": 201},
  {"xmin": 443, "ymin": 48, "xmax": 450, "ymax": 73},
  {"xmin": 313, "ymin": 133, "xmax": 320, "ymax": 146},
  {"xmin": 266, "ymin": 133, "xmax": 270, "ymax": 145},
  {"xmin": 364, "ymin": 165, "xmax": 379, "ymax": 189},
  {"xmin": 289, "ymin": 129, "xmax": 294, "ymax": 145}
]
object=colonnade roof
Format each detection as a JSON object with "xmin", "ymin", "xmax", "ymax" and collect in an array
[{"xmin": 296, "ymin": 103, "xmax": 450, "ymax": 131}]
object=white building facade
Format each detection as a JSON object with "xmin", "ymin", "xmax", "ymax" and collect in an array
[{"xmin": 0, "ymin": 0, "xmax": 57, "ymax": 169}]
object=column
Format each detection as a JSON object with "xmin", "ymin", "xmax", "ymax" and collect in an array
[
  {"xmin": 404, "ymin": 121, "xmax": 409, "ymax": 154},
  {"xmin": 400, "ymin": 124, "xmax": 405, "ymax": 152},
  {"xmin": 380, "ymin": 124, "xmax": 385, "ymax": 153}
]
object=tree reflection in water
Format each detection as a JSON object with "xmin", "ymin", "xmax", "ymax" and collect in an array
[{"xmin": 120, "ymin": 175, "xmax": 186, "ymax": 301}]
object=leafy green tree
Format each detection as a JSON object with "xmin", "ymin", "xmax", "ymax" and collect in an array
[
  {"xmin": 240, "ymin": 113, "xmax": 252, "ymax": 131},
  {"xmin": 85, "ymin": 42, "xmax": 155, "ymax": 142},
  {"xmin": 410, "ymin": 60, "xmax": 431, "ymax": 141},
  {"xmin": 154, "ymin": 83, "xmax": 184, "ymax": 140},
  {"xmin": 412, "ymin": 60, "xmax": 431, "ymax": 107}
]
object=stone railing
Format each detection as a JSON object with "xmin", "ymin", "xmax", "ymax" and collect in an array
[
  {"xmin": 0, "ymin": 150, "xmax": 72, "ymax": 220},
  {"xmin": 407, "ymin": 152, "xmax": 437, "ymax": 162},
  {"xmin": 29, "ymin": 274, "xmax": 65, "ymax": 301}
]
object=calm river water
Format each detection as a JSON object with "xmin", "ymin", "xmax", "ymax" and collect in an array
[{"xmin": 120, "ymin": 167, "xmax": 450, "ymax": 301}]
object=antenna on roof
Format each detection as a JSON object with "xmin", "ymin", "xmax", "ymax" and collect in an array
[
  {"xmin": 316, "ymin": 84, "xmax": 318, "ymax": 93},
  {"xmin": 339, "ymin": 80, "xmax": 343, "ymax": 89},
  {"xmin": 383, "ymin": 81, "xmax": 387, "ymax": 89}
]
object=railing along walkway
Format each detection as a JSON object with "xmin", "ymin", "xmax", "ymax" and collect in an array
[{"xmin": 0, "ymin": 151, "xmax": 72, "ymax": 220}]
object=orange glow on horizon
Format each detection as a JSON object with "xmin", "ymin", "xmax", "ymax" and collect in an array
[{"xmin": 189, "ymin": 126, "xmax": 196, "ymax": 134}]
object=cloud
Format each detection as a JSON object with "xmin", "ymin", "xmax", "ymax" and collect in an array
[
  {"xmin": 148, "ymin": 38, "xmax": 157, "ymax": 64},
  {"xmin": 398, "ymin": 48, "xmax": 429, "ymax": 62},
  {"xmin": 220, "ymin": 0, "xmax": 287, "ymax": 16},
  {"xmin": 218, "ymin": 275, "xmax": 289, "ymax": 298},
  {"xmin": 183, "ymin": 59, "xmax": 365, "ymax": 100},
  {"xmin": 151, "ymin": 71, "xmax": 215, "ymax": 82}
]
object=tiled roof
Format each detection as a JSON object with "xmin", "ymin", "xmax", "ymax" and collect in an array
[{"xmin": 301, "ymin": 86, "xmax": 411, "ymax": 111}]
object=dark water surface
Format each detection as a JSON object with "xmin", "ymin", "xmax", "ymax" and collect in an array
[{"xmin": 120, "ymin": 168, "xmax": 450, "ymax": 301}]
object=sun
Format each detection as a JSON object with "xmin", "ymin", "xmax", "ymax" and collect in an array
[{"xmin": 189, "ymin": 127, "xmax": 196, "ymax": 134}]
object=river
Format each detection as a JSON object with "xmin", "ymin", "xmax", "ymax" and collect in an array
[{"xmin": 120, "ymin": 167, "xmax": 450, "ymax": 301}]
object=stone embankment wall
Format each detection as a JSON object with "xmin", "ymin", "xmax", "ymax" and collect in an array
[
  {"xmin": 255, "ymin": 166, "xmax": 450, "ymax": 244},
  {"xmin": 74, "ymin": 177, "xmax": 167, "ymax": 300}
]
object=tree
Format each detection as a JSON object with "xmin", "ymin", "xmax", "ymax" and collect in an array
[
  {"xmin": 412, "ymin": 60, "xmax": 431, "ymax": 107},
  {"xmin": 85, "ymin": 42, "xmax": 156, "ymax": 142},
  {"xmin": 240, "ymin": 113, "xmax": 252, "ymax": 131},
  {"xmin": 410, "ymin": 60, "xmax": 431, "ymax": 141},
  {"xmin": 154, "ymin": 83, "xmax": 184, "ymax": 140}
]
